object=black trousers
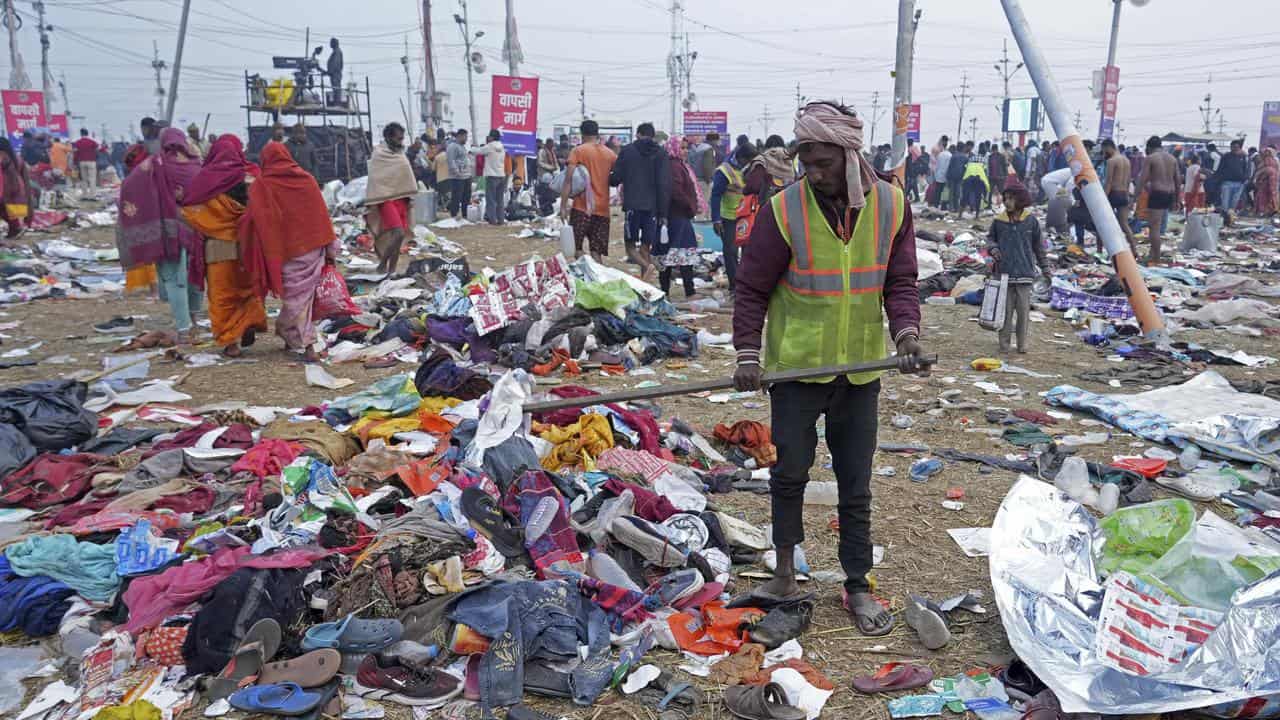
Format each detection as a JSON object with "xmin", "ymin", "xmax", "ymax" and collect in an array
[
  {"xmin": 449, "ymin": 178, "xmax": 472, "ymax": 218},
  {"xmin": 770, "ymin": 377, "xmax": 879, "ymax": 594}
]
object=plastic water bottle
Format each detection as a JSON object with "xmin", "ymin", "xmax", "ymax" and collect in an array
[
  {"xmin": 1054, "ymin": 456, "xmax": 1092, "ymax": 503},
  {"xmin": 588, "ymin": 549, "xmax": 642, "ymax": 593},
  {"xmin": 804, "ymin": 481, "xmax": 839, "ymax": 506},
  {"xmin": 1179, "ymin": 444, "xmax": 1202, "ymax": 472},
  {"xmin": 1097, "ymin": 483, "xmax": 1120, "ymax": 515},
  {"xmin": 524, "ymin": 496, "xmax": 559, "ymax": 544}
]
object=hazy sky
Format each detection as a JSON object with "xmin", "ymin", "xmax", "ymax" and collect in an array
[{"xmin": 1, "ymin": 0, "xmax": 1274, "ymax": 147}]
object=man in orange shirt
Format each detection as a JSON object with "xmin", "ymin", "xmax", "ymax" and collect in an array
[
  {"xmin": 559, "ymin": 119, "xmax": 617, "ymax": 262},
  {"xmin": 49, "ymin": 138, "xmax": 70, "ymax": 175}
]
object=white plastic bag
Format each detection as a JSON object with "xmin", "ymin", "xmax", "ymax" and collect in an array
[
  {"xmin": 559, "ymin": 224, "xmax": 576, "ymax": 257},
  {"xmin": 978, "ymin": 274, "xmax": 1009, "ymax": 331}
]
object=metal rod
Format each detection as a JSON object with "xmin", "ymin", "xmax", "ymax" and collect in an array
[
  {"xmin": 522, "ymin": 355, "xmax": 937, "ymax": 414},
  {"xmin": 999, "ymin": 0, "xmax": 1165, "ymax": 338},
  {"xmin": 164, "ymin": 0, "xmax": 191, "ymax": 125}
]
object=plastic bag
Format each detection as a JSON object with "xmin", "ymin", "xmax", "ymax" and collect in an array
[
  {"xmin": 1098, "ymin": 498, "xmax": 1195, "ymax": 576},
  {"xmin": 313, "ymin": 264, "xmax": 360, "ymax": 319},
  {"xmin": 0, "ymin": 380, "xmax": 96, "ymax": 452},
  {"xmin": 334, "ymin": 176, "xmax": 367, "ymax": 207},
  {"xmin": 978, "ymin": 274, "xmax": 1008, "ymax": 331},
  {"xmin": 0, "ymin": 423, "xmax": 35, "ymax": 481},
  {"xmin": 574, "ymin": 279, "xmax": 637, "ymax": 318}
]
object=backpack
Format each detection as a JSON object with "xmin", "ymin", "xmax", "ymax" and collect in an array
[
  {"xmin": 549, "ymin": 164, "xmax": 589, "ymax": 198},
  {"xmin": 733, "ymin": 178, "xmax": 785, "ymax": 247}
]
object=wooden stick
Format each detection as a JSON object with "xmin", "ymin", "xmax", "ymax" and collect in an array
[{"xmin": 522, "ymin": 355, "xmax": 938, "ymax": 413}]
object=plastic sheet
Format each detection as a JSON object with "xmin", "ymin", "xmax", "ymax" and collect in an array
[{"xmin": 990, "ymin": 477, "xmax": 1280, "ymax": 715}]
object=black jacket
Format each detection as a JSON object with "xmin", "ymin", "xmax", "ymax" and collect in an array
[
  {"xmin": 608, "ymin": 137, "xmax": 670, "ymax": 215},
  {"xmin": 1214, "ymin": 152, "xmax": 1250, "ymax": 184}
]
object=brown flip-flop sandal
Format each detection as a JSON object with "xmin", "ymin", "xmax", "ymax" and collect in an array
[
  {"xmin": 852, "ymin": 663, "xmax": 934, "ymax": 694},
  {"xmin": 258, "ymin": 649, "xmax": 342, "ymax": 688}
]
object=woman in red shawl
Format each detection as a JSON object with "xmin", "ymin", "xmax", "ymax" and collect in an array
[
  {"xmin": 0, "ymin": 138, "xmax": 33, "ymax": 238},
  {"xmin": 116, "ymin": 127, "xmax": 203, "ymax": 342},
  {"xmin": 180, "ymin": 135, "xmax": 267, "ymax": 357},
  {"xmin": 239, "ymin": 142, "xmax": 336, "ymax": 362},
  {"xmin": 1253, "ymin": 147, "xmax": 1279, "ymax": 216}
]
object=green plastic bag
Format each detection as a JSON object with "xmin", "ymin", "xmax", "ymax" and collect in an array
[
  {"xmin": 575, "ymin": 279, "xmax": 637, "ymax": 318},
  {"xmin": 1098, "ymin": 498, "xmax": 1195, "ymax": 576}
]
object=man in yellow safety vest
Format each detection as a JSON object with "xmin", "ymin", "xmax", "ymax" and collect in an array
[
  {"xmin": 731, "ymin": 102, "xmax": 930, "ymax": 636},
  {"xmin": 711, "ymin": 142, "xmax": 758, "ymax": 292}
]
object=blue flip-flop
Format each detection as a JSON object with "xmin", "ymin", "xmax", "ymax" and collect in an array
[
  {"xmin": 300, "ymin": 614, "xmax": 403, "ymax": 653},
  {"xmin": 228, "ymin": 683, "xmax": 323, "ymax": 716}
]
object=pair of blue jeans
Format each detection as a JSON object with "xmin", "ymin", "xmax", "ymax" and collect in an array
[
  {"xmin": 1220, "ymin": 180, "xmax": 1245, "ymax": 213},
  {"xmin": 155, "ymin": 249, "xmax": 202, "ymax": 333}
]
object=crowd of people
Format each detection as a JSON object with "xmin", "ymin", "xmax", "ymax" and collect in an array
[{"xmin": 902, "ymin": 131, "xmax": 1280, "ymax": 264}]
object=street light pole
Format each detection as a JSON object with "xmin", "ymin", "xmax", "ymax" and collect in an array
[{"xmin": 1000, "ymin": 0, "xmax": 1164, "ymax": 338}]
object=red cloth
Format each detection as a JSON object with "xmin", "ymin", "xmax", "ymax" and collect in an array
[
  {"xmin": 713, "ymin": 420, "xmax": 777, "ymax": 467},
  {"xmin": 0, "ymin": 453, "xmax": 100, "ymax": 509},
  {"xmin": 378, "ymin": 197, "xmax": 411, "ymax": 230},
  {"xmin": 72, "ymin": 137, "xmax": 99, "ymax": 163},
  {"xmin": 601, "ymin": 478, "xmax": 677, "ymax": 522},
  {"xmin": 184, "ymin": 135, "xmax": 258, "ymax": 206},
  {"xmin": 239, "ymin": 143, "xmax": 336, "ymax": 298},
  {"xmin": 231, "ymin": 439, "xmax": 303, "ymax": 479}
]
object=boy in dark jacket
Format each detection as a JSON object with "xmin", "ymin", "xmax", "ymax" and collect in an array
[{"xmin": 986, "ymin": 179, "xmax": 1050, "ymax": 354}]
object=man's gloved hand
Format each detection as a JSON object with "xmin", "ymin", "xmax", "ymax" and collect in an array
[
  {"xmin": 896, "ymin": 335, "xmax": 931, "ymax": 376},
  {"xmin": 733, "ymin": 363, "xmax": 763, "ymax": 392}
]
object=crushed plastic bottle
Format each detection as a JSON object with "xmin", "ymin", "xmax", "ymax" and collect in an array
[
  {"xmin": 909, "ymin": 457, "xmax": 944, "ymax": 483},
  {"xmin": 804, "ymin": 481, "xmax": 839, "ymax": 505},
  {"xmin": 955, "ymin": 676, "xmax": 1020, "ymax": 720},
  {"xmin": 1179, "ymin": 443, "xmax": 1202, "ymax": 472},
  {"xmin": 1097, "ymin": 482, "xmax": 1120, "ymax": 515},
  {"xmin": 1054, "ymin": 456, "xmax": 1094, "ymax": 504},
  {"xmin": 588, "ymin": 548, "xmax": 643, "ymax": 593}
]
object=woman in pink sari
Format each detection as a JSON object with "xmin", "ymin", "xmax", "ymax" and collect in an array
[
  {"xmin": 1253, "ymin": 147, "xmax": 1278, "ymax": 216},
  {"xmin": 116, "ymin": 128, "xmax": 203, "ymax": 341}
]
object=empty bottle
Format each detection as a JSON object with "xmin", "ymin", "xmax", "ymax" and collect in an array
[
  {"xmin": 1054, "ymin": 456, "xmax": 1093, "ymax": 503},
  {"xmin": 525, "ymin": 495, "xmax": 559, "ymax": 543},
  {"xmin": 804, "ymin": 481, "xmax": 839, "ymax": 505},
  {"xmin": 1179, "ymin": 444, "xmax": 1202, "ymax": 472},
  {"xmin": 1097, "ymin": 483, "xmax": 1120, "ymax": 515},
  {"xmin": 588, "ymin": 549, "xmax": 643, "ymax": 593}
]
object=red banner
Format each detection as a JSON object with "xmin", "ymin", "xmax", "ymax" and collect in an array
[
  {"xmin": 1099, "ymin": 65, "xmax": 1120, "ymax": 140},
  {"xmin": 48, "ymin": 113, "xmax": 68, "ymax": 139},
  {"xmin": 2, "ymin": 89, "xmax": 46, "ymax": 149},
  {"xmin": 490, "ymin": 75, "xmax": 539, "ymax": 156}
]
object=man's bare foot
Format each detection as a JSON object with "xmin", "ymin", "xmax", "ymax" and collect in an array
[
  {"xmin": 755, "ymin": 574, "xmax": 802, "ymax": 602},
  {"xmin": 844, "ymin": 591, "xmax": 894, "ymax": 636},
  {"xmin": 223, "ymin": 343, "xmax": 242, "ymax": 358},
  {"xmin": 241, "ymin": 328, "xmax": 256, "ymax": 348},
  {"xmin": 302, "ymin": 346, "xmax": 321, "ymax": 364}
]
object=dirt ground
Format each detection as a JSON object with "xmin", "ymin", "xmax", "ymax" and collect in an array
[{"xmin": 2, "ymin": 202, "xmax": 1275, "ymax": 720}]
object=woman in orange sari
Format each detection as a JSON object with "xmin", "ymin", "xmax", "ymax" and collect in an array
[
  {"xmin": 180, "ymin": 136, "xmax": 267, "ymax": 357},
  {"xmin": 238, "ymin": 143, "xmax": 337, "ymax": 362}
]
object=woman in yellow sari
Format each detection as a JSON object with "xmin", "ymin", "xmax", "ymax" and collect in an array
[{"xmin": 179, "ymin": 136, "xmax": 267, "ymax": 357}]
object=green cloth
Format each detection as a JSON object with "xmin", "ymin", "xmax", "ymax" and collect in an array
[
  {"xmin": 5, "ymin": 534, "xmax": 120, "ymax": 601},
  {"xmin": 574, "ymin": 279, "xmax": 636, "ymax": 319},
  {"xmin": 1001, "ymin": 422, "xmax": 1053, "ymax": 448},
  {"xmin": 327, "ymin": 374, "xmax": 421, "ymax": 417}
]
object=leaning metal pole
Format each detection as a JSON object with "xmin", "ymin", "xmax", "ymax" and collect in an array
[{"xmin": 1000, "ymin": 0, "xmax": 1165, "ymax": 337}]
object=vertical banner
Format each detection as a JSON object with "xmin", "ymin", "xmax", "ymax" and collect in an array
[
  {"xmin": 490, "ymin": 75, "xmax": 539, "ymax": 156},
  {"xmin": 1261, "ymin": 102, "xmax": 1280, "ymax": 151},
  {"xmin": 48, "ymin": 113, "xmax": 68, "ymax": 139},
  {"xmin": 2, "ymin": 89, "xmax": 46, "ymax": 150},
  {"xmin": 1098, "ymin": 65, "xmax": 1120, "ymax": 140},
  {"xmin": 906, "ymin": 104, "xmax": 922, "ymax": 141},
  {"xmin": 683, "ymin": 111, "xmax": 728, "ymax": 155}
]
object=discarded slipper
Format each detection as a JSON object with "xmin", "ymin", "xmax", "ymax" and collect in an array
[
  {"xmin": 459, "ymin": 486, "xmax": 527, "ymax": 558},
  {"xmin": 257, "ymin": 649, "xmax": 341, "ymax": 688},
  {"xmin": 1155, "ymin": 474, "xmax": 1230, "ymax": 501},
  {"xmin": 725, "ymin": 587, "xmax": 815, "ymax": 610},
  {"xmin": 852, "ymin": 663, "xmax": 934, "ymax": 694},
  {"xmin": 228, "ymin": 683, "xmax": 324, "ymax": 716},
  {"xmin": 748, "ymin": 601, "xmax": 813, "ymax": 650},
  {"xmin": 300, "ymin": 614, "xmax": 403, "ymax": 653},
  {"xmin": 635, "ymin": 669, "xmax": 705, "ymax": 710},
  {"xmin": 723, "ymin": 682, "xmax": 806, "ymax": 720},
  {"xmin": 205, "ymin": 618, "xmax": 282, "ymax": 700},
  {"xmin": 904, "ymin": 595, "xmax": 951, "ymax": 650},
  {"xmin": 998, "ymin": 658, "xmax": 1047, "ymax": 699}
]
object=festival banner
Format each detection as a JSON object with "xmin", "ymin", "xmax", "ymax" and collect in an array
[
  {"xmin": 683, "ymin": 111, "xmax": 728, "ymax": 154},
  {"xmin": 906, "ymin": 104, "xmax": 921, "ymax": 141},
  {"xmin": 1260, "ymin": 102, "xmax": 1280, "ymax": 151},
  {"xmin": 48, "ymin": 113, "xmax": 68, "ymax": 139},
  {"xmin": 1098, "ymin": 65, "xmax": 1120, "ymax": 140},
  {"xmin": 2, "ymin": 89, "xmax": 46, "ymax": 149},
  {"xmin": 490, "ymin": 75, "xmax": 539, "ymax": 156}
]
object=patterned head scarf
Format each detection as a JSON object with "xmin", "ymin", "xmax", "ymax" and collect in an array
[{"xmin": 794, "ymin": 101, "xmax": 876, "ymax": 209}]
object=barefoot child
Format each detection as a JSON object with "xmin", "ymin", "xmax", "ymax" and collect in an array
[{"xmin": 986, "ymin": 179, "xmax": 1050, "ymax": 354}]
